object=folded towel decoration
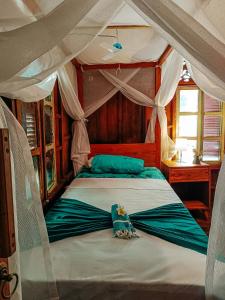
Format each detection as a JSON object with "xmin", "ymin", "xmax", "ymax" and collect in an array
[{"xmin": 111, "ymin": 204, "xmax": 138, "ymax": 239}]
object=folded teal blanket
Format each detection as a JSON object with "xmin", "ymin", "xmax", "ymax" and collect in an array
[
  {"xmin": 111, "ymin": 204, "xmax": 138, "ymax": 239},
  {"xmin": 76, "ymin": 167, "xmax": 165, "ymax": 179},
  {"xmin": 45, "ymin": 198, "xmax": 208, "ymax": 254}
]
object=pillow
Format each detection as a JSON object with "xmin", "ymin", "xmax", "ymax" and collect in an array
[{"xmin": 91, "ymin": 155, "xmax": 144, "ymax": 174}]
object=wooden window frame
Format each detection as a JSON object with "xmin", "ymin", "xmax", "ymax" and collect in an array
[
  {"xmin": 174, "ymin": 86, "xmax": 225, "ymax": 163},
  {"xmin": 15, "ymin": 100, "xmax": 46, "ymax": 203},
  {"xmin": 43, "ymin": 94, "xmax": 57, "ymax": 194},
  {"xmin": 11, "ymin": 81, "xmax": 74, "ymax": 205}
]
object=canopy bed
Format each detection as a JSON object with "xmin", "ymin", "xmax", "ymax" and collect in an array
[{"xmin": 1, "ymin": 1, "xmax": 225, "ymax": 300}]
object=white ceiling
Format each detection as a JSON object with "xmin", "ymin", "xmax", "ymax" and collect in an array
[
  {"xmin": 109, "ymin": 4, "xmax": 149, "ymax": 26},
  {"xmin": 77, "ymin": 3, "xmax": 168, "ymax": 64}
]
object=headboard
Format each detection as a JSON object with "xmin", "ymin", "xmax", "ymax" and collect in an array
[
  {"xmin": 90, "ymin": 142, "xmax": 161, "ymax": 168},
  {"xmin": 90, "ymin": 118, "xmax": 161, "ymax": 168}
]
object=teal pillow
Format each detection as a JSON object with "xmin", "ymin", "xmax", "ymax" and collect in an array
[{"xmin": 91, "ymin": 155, "xmax": 144, "ymax": 174}]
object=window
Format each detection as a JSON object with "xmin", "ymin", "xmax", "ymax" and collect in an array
[
  {"xmin": 13, "ymin": 82, "xmax": 73, "ymax": 205},
  {"xmin": 176, "ymin": 87, "xmax": 224, "ymax": 162},
  {"xmin": 19, "ymin": 101, "xmax": 45, "ymax": 200}
]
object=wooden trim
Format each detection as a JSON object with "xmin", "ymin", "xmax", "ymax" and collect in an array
[
  {"xmin": 76, "ymin": 65, "xmax": 84, "ymax": 108},
  {"xmin": 73, "ymin": 61, "xmax": 157, "ymax": 70},
  {"xmin": 0, "ymin": 129, "xmax": 16, "ymax": 258},
  {"xmin": 155, "ymin": 66, "xmax": 161, "ymax": 93},
  {"xmin": 155, "ymin": 65, "xmax": 162, "ymax": 167},
  {"xmin": 158, "ymin": 45, "xmax": 172, "ymax": 66},
  {"xmin": 107, "ymin": 25, "xmax": 151, "ymax": 29},
  {"xmin": 179, "ymin": 79, "xmax": 196, "ymax": 86}
]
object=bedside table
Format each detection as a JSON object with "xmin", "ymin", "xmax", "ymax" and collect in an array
[{"xmin": 161, "ymin": 160, "xmax": 211, "ymax": 232}]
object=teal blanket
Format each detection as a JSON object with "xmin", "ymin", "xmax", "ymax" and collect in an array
[
  {"xmin": 76, "ymin": 167, "xmax": 165, "ymax": 179},
  {"xmin": 46, "ymin": 198, "xmax": 208, "ymax": 254}
]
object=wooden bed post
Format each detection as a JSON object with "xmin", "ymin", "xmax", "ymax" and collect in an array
[
  {"xmin": 75, "ymin": 64, "xmax": 84, "ymax": 109},
  {"xmin": 155, "ymin": 65, "xmax": 162, "ymax": 168},
  {"xmin": 0, "ymin": 129, "xmax": 16, "ymax": 258},
  {"xmin": 0, "ymin": 129, "xmax": 16, "ymax": 300}
]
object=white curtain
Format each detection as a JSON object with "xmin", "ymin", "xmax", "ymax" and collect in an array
[
  {"xmin": 206, "ymin": 158, "xmax": 225, "ymax": 299},
  {"xmin": 187, "ymin": 62, "xmax": 225, "ymax": 101},
  {"xmin": 100, "ymin": 50, "xmax": 183, "ymax": 160},
  {"xmin": 0, "ymin": 0, "xmax": 125, "ymax": 94},
  {"xmin": 0, "ymin": 2, "xmax": 126, "ymax": 299},
  {"xmin": 57, "ymin": 63, "xmax": 90, "ymax": 174},
  {"xmin": 129, "ymin": 0, "xmax": 225, "ymax": 89},
  {"xmin": 58, "ymin": 63, "xmax": 141, "ymax": 173},
  {"xmin": 58, "ymin": 52, "xmax": 182, "ymax": 173},
  {"xmin": 1, "ymin": 1, "xmax": 225, "ymax": 299},
  {"xmin": 0, "ymin": 99, "xmax": 58, "ymax": 300}
]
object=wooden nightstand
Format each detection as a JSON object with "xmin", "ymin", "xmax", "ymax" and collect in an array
[{"xmin": 161, "ymin": 160, "xmax": 211, "ymax": 232}]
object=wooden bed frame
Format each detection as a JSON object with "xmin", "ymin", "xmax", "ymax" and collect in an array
[
  {"xmin": 75, "ymin": 56, "xmax": 165, "ymax": 171},
  {"xmin": 90, "ymin": 118, "xmax": 161, "ymax": 169}
]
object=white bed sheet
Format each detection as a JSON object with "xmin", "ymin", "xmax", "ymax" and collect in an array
[{"xmin": 51, "ymin": 178, "xmax": 206, "ymax": 300}]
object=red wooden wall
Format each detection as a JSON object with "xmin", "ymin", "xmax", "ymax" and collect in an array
[{"xmin": 87, "ymin": 92, "xmax": 146, "ymax": 144}]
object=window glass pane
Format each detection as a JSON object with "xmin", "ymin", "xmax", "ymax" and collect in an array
[
  {"xmin": 32, "ymin": 156, "xmax": 40, "ymax": 190},
  {"xmin": 44, "ymin": 105, "xmax": 53, "ymax": 144},
  {"xmin": 46, "ymin": 149, "xmax": 55, "ymax": 190},
  {"xmin": 203, "ymin": 115, "xmax": 221, "ymax": 137},
  {"xmin": 180, "ymin": 89, "xmax": 199, "ymax": 112},
  {"xmin": 204, "ymin": 94, "xmax": 222, "ymax": 112},
  {"xmin": 21, "ymin": 103, "xmax": 38, "ymax": 149},
  {"xmin": 202, "ymin": 140, "xmax": 220, "ymax": 161},
  {"xmin": 178, "ymin": 115, "xmax": 198, "ymax": 137}
]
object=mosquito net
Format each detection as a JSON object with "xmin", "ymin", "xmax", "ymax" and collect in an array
[{"xmin": 0, "ymin": 0, "xmax": 225, "ymax": 299}]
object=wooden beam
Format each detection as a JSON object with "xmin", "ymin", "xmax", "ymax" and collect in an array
[
  {"xmin": 76, "ymin": 65, "xmax": 84, "ymax": 108},
  {"xmin": 73, "ymin": 61, "xmax": 157, "ymax": 70},
  {"xmin": 107, "ymin": 25, "xmax": 151, "ymax": 29},
  {"xmin": 0, "ymin": 129, "xmax": 16, "ymax": 258},
  {"xmin": 158, "ymin": 45, "xmax": 173, "ymax": 66},
  {"xmin": 155, "ymin": 66, "xmax": 162, "ymax": 168}
]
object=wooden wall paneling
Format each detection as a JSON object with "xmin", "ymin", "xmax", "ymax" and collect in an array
[
  {"xmin": 120, "ymin": 95, "xmax": 145, "ymax": 143},
  {"xmin": 87, "ymin": 113, "xmax": 97, "ymax": 143},
  {"xmin": 106, "ymin": 94, "xmax": 119, "ymax": 143},
  {"xmin": 76, "ymin": 65, "xmax": 84, "ymax": 108},
  {"xmin": 97, "ymin": 102, "xmax": 108, "ymax": 143},
  {"xmin": 61, "ymin": 101, "xmax": 73, "ymax": 178}
]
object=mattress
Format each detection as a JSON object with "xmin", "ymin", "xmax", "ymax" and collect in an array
[{"xmin": 49, "ymin": 178, "xmax": 206, "ymax": 300}]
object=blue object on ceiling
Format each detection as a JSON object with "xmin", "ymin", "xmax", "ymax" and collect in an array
[{"xmin": 113, "ymin": 42, "xmax": 123, "ymax": 50}]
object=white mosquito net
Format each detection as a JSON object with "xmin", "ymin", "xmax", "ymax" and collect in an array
[{"xmin": 0, "ymin": 0, "xmax": 225, "ymax": 299}]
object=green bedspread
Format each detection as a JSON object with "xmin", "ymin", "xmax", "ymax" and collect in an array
[
  {"xmin": 76, "ymin": 167, "xmax": 165, "ymax": 179},
  {"xmin": 46, "ymin": 198, "xmax": 208, "ymax": 254}
]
